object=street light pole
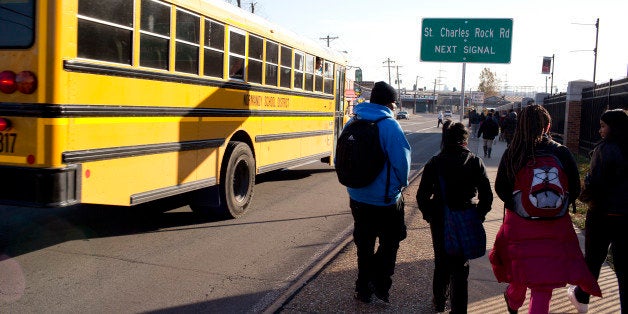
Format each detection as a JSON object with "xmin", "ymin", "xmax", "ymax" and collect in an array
[
  {"xmin": 593, "ymin": 18, "xmax": 599, "ymax": 84},
  {"xmin": 571, "ymin": 19, "xmax": 600, "ymax": 85},
  {"xmin": 550, "ymin": 54, "xmax": 555, "ymax": 95}
]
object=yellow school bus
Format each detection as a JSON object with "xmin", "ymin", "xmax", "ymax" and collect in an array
[{"xmin": 0, "ymin": 0, "xmax": 348, "ymax": 218}]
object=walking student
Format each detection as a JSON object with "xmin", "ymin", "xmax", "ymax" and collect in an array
[
  {"xmin": 437, "ymin": 111, "xmax": 444, "ymax": 128},
  {"xmin": 477, "ymin": 112, "xmax": 499, "ymax": 158},
  {"xmin": 345, "ymin": 81, "xmax": 411, "ymax": 303},
  {"xmin": 502, "ymin": 109, "xmax": 518, "ymax": 146},
  {"xmin": 468, "ymin": 109, "xmax": 480, "ymax": 136},
  {"xmin": 417, "ymin": 120, "xmax": 493, "ymax": 313},
  {"xmin": 489, "ymin": 105, "xmax": 601, "ymax": 314},
  {"xmin": 568, "ymin": 109, "xmax": 628, "ymax": 313}
]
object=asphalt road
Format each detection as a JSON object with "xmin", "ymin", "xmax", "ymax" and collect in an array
[{"xmin": 0, "ymin": 112, "xmax": 441, "ymax": 313}]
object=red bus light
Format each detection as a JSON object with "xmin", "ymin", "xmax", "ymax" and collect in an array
[
  {"xmin": 0, "ymin": 118, "xmax": 10, "ymax": 131},
  {"xmin": 16, "ymin": 71, "xmax": 37, "ymax": 94},
  {"xmin": 0, "ymin": 71, "xmax": 17, "ymax": 94}
]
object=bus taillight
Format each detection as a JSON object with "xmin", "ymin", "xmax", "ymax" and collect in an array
[
  {"xmin": 0, "ymin": 71, "xmax": 37, "ymax": 94},
  {"xmin": 16, "ymin": 71, "xmax": 37, "ymax": 94},
  {"xmin": 0, "ymin": 71, "xmax": 17, "ymax": 94},
  {"xmin": 0, "ymin": 118, "xmax": 11, "ymax": 131}
]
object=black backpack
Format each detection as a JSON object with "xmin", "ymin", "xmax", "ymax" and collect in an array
[{"xmin": 335, "ymin": 116, "xmax": 389, "ymax": 188}]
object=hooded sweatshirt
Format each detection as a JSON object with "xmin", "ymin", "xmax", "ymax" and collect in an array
[{"xmin": 344, "ymin": 102, "xmax": 411, "ymax": 206}]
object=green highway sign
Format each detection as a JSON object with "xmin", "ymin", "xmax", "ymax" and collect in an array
[{"xmin": 420, "ymin": 18, "xmax": 513, "ymax": 63}]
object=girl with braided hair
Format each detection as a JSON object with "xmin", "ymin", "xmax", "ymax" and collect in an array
[{"xmin": 489, "ymin": 105, "xmax": 601, "ymax": 313}]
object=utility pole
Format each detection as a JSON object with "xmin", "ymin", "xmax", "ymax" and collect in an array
[
  {"xmin": 413, "ymin": 76, "xmax": 422, "ymax": 114},
  {"xmin": 319, "ymin": 35, "xmax": 338, "ymax": 47},
  {"xmin": 395, "ymin": 65, "xmax": 403, "ymax": 106},
  {"xmin": 382, "ymin": 58, "xmax": 395, "ymax": 85},
  {"xmin": 432, "ymin": 78, "xmax": 437, "ymax": 114}
]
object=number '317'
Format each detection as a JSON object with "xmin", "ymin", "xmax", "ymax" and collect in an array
[{"xmin": 0, "ymin": 133, "xmax": 17, "ymax": 153}]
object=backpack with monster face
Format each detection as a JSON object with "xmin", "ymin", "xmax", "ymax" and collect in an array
[{"xmin": 512, "ymin": 155, "xmax": 570, "ymax": 219}]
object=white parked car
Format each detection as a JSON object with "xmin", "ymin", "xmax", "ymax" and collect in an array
[{"xmin": 444, "ymin": 110, "xmax": 453, "ymax": 118}]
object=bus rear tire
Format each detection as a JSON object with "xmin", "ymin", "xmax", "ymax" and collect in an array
[
  {"xmin": 217, "ymin": 141, "xmax": 255, "ymax": 219},
  {"xmin": 191, "ymin": 141, "xmax": 255, "ymax": 219}
]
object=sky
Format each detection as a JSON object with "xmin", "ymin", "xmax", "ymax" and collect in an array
[{"xmin": 236, "ymin": 0, "xmax": 627, "ymax": 95}]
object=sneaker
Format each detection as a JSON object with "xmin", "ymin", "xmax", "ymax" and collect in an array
[
  {"xmin": 504, "ymin": 292, "xmax": 518, "ymax": 314},
  {"xmin": 567, "ymin": 285, "xmax": 589, "ymax": 313}
]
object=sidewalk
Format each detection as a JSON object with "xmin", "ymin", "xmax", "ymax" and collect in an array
[{"xmin": 279, "ymin": 138, "xmax": 620, "ymax": 313}]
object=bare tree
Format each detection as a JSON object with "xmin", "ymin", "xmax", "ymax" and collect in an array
[{"xmin": 477, "ymin": 68, "xmax": 499, "ymax": 98}]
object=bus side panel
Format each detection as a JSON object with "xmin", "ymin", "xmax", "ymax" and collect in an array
[
  {"xmin": 80, "ymin": 150, "xmax": 204, "ymax": 205},
  {"xmin": 301, "ymin": 120, "xmax": 334, "ymax": 157}
]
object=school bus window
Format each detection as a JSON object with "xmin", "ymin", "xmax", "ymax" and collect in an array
[
  {"xmin": 77, "ymin": 0, "xmax": 133, "ymax": 64},
  {"xmin": 324, "ymin": 61, "xmax": 334, "ymax": 94},
  {"xmin": 0, "ymin": 0, "xmax": 35, "ymax": 48},
  {"xmin": 280, "ymin": 46, "xmax": 292, "ymax": 88},
  {"xmin": 228, "ymin": 29, "xmax": 245, "ymax": 80},
  {"xmin": 174, "ymin": 9, "xmax": 200, "ymax": 74},
  {"xmin": 265, "ymin": 41, "xmax": 278, "ymax": 86},
  {"xmin": 294, "ymin": 51, "xmax": 304, "ymax": 89},
  {"xmin": 139, "ymin": 0, "xmax": 170, "ymax": 70},
  {"xmin": 305, "ymin": 54, "xmax": 314, "ymax": 91},
  {"xmin": 203, "ymin": 19, "xmax": 224, "ymax": 78},
  {"xmin": 248, "ymin": 35, "xmax": 263, "ymax": 84},
  {"xmin": 79, "ymin": 0, "xmax": 133, "ymax": 28},
  {"xmin": 314, "ymin": 57, "xmax": 323, "ymax": 92}
]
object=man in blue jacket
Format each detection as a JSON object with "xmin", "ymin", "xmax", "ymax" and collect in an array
[{"xmin": 347, "ymin": 81, "xmax": 411, "ymax": 303}]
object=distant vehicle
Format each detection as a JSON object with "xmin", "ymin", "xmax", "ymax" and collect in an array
[
  {"xmin": 444, "ymin": 110, "xmax": 453, "ymax": 118},
  {"xmin": 396, "ymin": 111, "xmax": 409, "ymax": 120}
]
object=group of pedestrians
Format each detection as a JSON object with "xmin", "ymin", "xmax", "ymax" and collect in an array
[
  {"xmin": 338, "ymin": 81, "xmax": 627, "ymax": 314},
  {"xmin": 469, "ymin": 105, "xmax": 521, "ymax": 150}
]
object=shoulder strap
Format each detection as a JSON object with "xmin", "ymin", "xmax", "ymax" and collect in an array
[
  {"xmin": 384, "ymin": 161, "xmax": 391, "ymax": 203},
  {"xmin": 376, "ymin": 115, "xmax": 391, "ymax": 203}
]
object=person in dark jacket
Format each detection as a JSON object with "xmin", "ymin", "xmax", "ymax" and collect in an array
[
  {"xmin": 477, "ymin": 112, "xmax": 500, "ymax": 158},
  {"xmin": 568, "ymin": 109, "xmax": 628, "ymax": 313},
  {"xmin": 417, "ymin": 120, "xmax": 493, "ymax": 313},
  {"xmin": 491, "ymin": 105, "xmax": 601, "ymax": 314},
  {"xmin": 344, "ymin": 81, "xmax": 412, "ymax": 304},
  {"xmin": 502, "ymin": 110, "xmax": 517, "ymax": 146}
]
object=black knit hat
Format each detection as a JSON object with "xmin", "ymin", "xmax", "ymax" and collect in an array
[{"xmin": 370, "ymin": 81, "xmax": 397, "ymax": 106}]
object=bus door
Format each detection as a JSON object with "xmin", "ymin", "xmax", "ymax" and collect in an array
[{"xmin": 333, "ymin": 68, "xmax": 346, "ymax": 152}]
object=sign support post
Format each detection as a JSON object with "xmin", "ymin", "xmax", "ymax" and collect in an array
[{"xmin": 460, "ymin": 63, "xmax": 466, "ymax": 122}]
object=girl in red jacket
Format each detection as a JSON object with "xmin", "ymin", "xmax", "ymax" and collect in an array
[{"xmin": 489, "ymin": 105, "xmax": 601, "ymax": 313}]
